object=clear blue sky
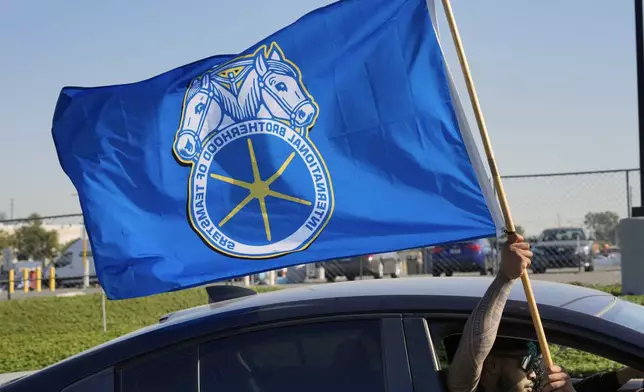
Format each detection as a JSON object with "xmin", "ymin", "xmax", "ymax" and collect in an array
[{"xmin": 0, "ymin": 0, "xmax": 640, "ymax": 235}]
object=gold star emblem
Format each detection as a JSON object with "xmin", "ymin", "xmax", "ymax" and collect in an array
[{"xmin": 210, "ymin": 138, "xmax": 312, "ymax": 241}]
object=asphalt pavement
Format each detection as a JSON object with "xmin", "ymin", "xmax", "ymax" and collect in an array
[
  {"xmin": 526, "ymin": 266, "xmax": 621, "ymax": 285},
  {"xmin": 0, "ymin": 287, "xmax": 104, "ymax": 301}
]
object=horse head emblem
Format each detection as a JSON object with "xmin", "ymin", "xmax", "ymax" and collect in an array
[
  {"xmin": 254, "ymin": 49, "xmax": 317, "ymax": 129},
  {"xmin": 173, "ymin": 43, "xmax": 319, "ymax": 163},
  {"xmin": 172, "ymin": 42, "xmax": 333, "ymax": 259}
]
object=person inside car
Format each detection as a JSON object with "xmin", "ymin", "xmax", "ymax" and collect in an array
[
  {"xmin": 444, "ymin": 233, "xmax": 643, "ymax": 392},
  {"xmin": 444, "ymin": 333, "xmax": 644, "ymax": 392}
]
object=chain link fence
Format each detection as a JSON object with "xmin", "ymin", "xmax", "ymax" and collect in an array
[
  {"xmin": 287, "ymin": 168, "xmax": 639, "ymax": 287},
  {"xmin": 0, "ymin": 169, "xmax": 639, "ymax": 300}
]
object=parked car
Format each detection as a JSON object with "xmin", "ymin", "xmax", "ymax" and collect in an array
[
  {"xmin": 319, "ymin": 252, "xmax": 402, "ymax": 282},
  {"xmin": 531, "ymin": 227, "xmax": 596, "ymax": 273},
  {"xmin": 3, "ymin": 278, "xmax": 643, "ymax": 392},
  {"xmin": 429, "ymin": 238, "xmax": 496, "ymax": 276}
]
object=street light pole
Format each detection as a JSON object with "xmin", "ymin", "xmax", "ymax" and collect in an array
[
  {"xmin": 633, "ymin": 0, "xmax": 644, "ymax": 217},
  {"xmin": 82, "ymin": 223, "xmax": 89, "ymax": 288},
  {"xmin": 71, "ymin": 193, "xmax": 89, "ymax": 288}
]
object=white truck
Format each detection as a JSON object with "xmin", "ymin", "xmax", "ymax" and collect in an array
[{"xmin": 43, "ymin": 239, "xmax": 97, "ymax": 287}]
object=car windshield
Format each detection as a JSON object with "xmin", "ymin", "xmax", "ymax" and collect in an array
[
  {"xmin": 539, "ymin": 228, "xmax": 586, "ymax": 241},
  {"xmin": 601, "ymin": 299, "xmax": 644, "ymax": 334},
  {"xmin": 54, "ymin": 253, "xmax": 73, "ymax": 268}
]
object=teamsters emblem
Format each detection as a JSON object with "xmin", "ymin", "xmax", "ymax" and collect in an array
[{"xmin": 172, "ymin": 42, "xmax": 334, "ymax": 258}]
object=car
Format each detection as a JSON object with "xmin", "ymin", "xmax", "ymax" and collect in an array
[
  {"xmin": 428, "ymin": 238, "xmax": 496, "ymax": 276},
  {"xmin": 531, "ymin": 227, "xmax": 596, "ymax": 273},
  {"xmin": 594, "ymin": 246, "xmax": 622, "ymax": 269},
  {"xmin": 44, "ymin": 239, "xmax": 99, "ymax": 287},
  {"xmin": 319, "ymin": 252, "xmax": 402, "ymax": 281},
  {"xmin": 2, "ymin": 278, "xmax": 644, "ymax": 392}
]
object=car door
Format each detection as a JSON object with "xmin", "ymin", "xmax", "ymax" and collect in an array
[
  {"xmin": 198, "ymin": 317, "xmax": 412, "ymax": 392},
  {"xmin": 113, "ymin": 315, "xmax": 412, "ymax": 392}
]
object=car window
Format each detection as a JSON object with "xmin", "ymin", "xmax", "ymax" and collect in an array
[
  {"xmin": 199, "ymin": 320, "xmax": 385, "ymax": 392},
  {"xmin": 54, "ymin": 252, "xmax": 73, "ymax": 268},
  {"xmin": 432, "ymin": 329, "xmax": 632, "ymax": 389},
  {"xmin": 119, "ymin": 344, "xmax": 198, "ymax": 392},
  {"xmin": 61, "ymin": 367, "xmax": 114, "ymax": 392},
  {"xmin": 539, "ymin": 228, "xmax": 587, "ymax": 241}
]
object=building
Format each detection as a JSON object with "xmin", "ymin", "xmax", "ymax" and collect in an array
[
  {"xmin": 0, "ymin": 223, "xmax": 86, "ymax": 268},
  {"xmin": 0, "ymin": 223, "xmax": 85, "ymax": 245}
]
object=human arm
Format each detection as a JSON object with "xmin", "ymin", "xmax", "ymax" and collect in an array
[{"xmin": 446, "ymin": 234, "xmax": 532, "ymax": 392}]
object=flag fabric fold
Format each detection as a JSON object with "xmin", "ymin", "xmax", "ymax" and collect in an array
[{"xmin": 53, "ymin": 0, "xmax": 503, "ymax": 299}]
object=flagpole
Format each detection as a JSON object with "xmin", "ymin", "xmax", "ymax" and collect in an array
[{"xmin": 440, "ymin": 0, "xmax": 553, "ymax": 367}]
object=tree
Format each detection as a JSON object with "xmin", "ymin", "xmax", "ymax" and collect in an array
[
  {"xmin": 14, "ymin": 213, "xmax": 59, "ymax": 261},
  {"xmin": 584, "ymin": 211, "xmax": 620, "ymax": 244},
  {"xmin": 0, "ymin": 211, "xmax": 7, "ymax": 221},
  {"xmin": 0, "ymin": 230, "xmax": 15, "ymax": 250}
]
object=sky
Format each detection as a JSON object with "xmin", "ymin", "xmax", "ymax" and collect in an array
[{"xmin": 0, "ymin": 0, "xmax": 640, "ymax": 235}]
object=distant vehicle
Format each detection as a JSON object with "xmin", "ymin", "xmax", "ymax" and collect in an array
[
  {"xmin": 601, "ymin": 245, "xmax": 620, "ymax": 258},
  {"xmin": 319, "ymin": 252, "xmax": 402, "ymax": 282},
  {"xmin": 0, "ymin": 261, "xmax": 41, "ymax": 290},
  {"xmin": 43, "ymin": 239, "xmax": 97, "ymax": 287},
  {"xmin": 429, "ymin": 238, "xmax": 496, "ymax": 276},
  {"xmin": 3, "ymin": 278, "xmax": 644, "ymax": 392},
  {"xmin": 531, "ymin": 227, "xmax": 595, "ymax": 273},
  {"xmin": 593, "ymin": 246, "xmax": 621, "ymax": 269},
  {"xmin": 276, "ymin": 264, "xmax": 319, "ymax": 284}
]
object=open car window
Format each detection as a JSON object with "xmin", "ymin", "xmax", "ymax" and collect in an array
[
  {"xmin": 435, "ymin": 338, "xmax": 642, "ymax": 392},
  {"xmin": 426, "ymin": 317, "xmax": 644, "ymax": 392}
]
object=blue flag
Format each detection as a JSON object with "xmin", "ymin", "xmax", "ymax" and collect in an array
[{"xmin": 53, "ymin": 0, "xmax": 502, "ymax": 299}]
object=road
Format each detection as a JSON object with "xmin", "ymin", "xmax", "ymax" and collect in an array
[
  {"xmin": 0, "ymin": 265, "xmax": 622, "ymax": 301},
  {"xmin": 525, "ymin": 266, "xmax": 621, "ymax": 285},
  {"xmin": 0, "ymin": 287, "xmax": 104, "ymax": 301}
]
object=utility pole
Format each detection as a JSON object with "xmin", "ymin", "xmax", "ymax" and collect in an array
[
  {"xmin": 9, "ymin": 199, "xmax": 14, "ymax": 220},
  {"xmin": 633, "ymin": 0, "xmax": 644, "ymax": 216},
  {"xmin": 82, "ymin": 223, "xmax": 89, "ymax": 288}
]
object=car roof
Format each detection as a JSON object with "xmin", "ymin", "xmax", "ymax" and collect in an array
[
  {"xmin": 186, "ymin": 276, "xmax": 611, "ymax": 317},
  {"xmin": 62, "ymin": 277, "xmax": 620, "ymax": 348},
  {"xmin": 4, "ymin": 277, "xmax": 636, "ymax": 391}
]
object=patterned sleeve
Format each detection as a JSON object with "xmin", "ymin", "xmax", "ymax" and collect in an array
[{"xmin": 446, "ymin": 275, "xmax": 514, "ymax": 392}]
